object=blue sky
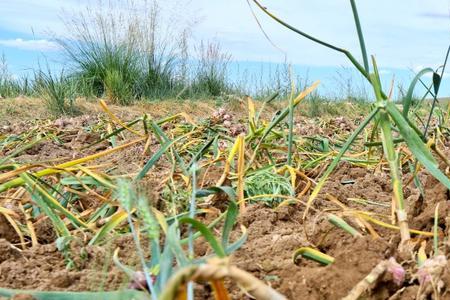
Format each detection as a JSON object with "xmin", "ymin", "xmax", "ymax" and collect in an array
[{"xmin": 0, "ymin": 0, "xmax": 449, "ymax": 97}]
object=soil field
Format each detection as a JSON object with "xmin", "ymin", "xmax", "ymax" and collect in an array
[{"xmin": 1, "ymin": 97, "xmax": 450, "ymax": 300}]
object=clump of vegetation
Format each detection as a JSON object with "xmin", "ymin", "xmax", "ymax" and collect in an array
[
  {"xmin": 244, "ymin": 169, "xmax": 294, "ymax": 206},
  {"xmin": 0, "ymin": 55, "xmax": 28, "ymax": 98},
  {"xmin": 34, "ymin": 70, "xmax": 77, "ymax": 116},
  {"xmin": 190, "ymin": 41, "xmax": 232, "ymax": 97},
  {"xmin": 0, "ymin": 0, "xmax": 381, "ymax": 117},
  {"xmin": 55, "ymin": 0, "xmax": 234, "ymax": 104}
]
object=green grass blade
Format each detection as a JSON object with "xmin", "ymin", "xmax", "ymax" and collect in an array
[
  {"xmin": 402, "ymin": 67, "xmax": 434, "ymax": 118},
  {"xmin": 179, "ymin": 212, "xmax": 227, "ymax": 245},
  {"xmin": 371, "ymin": 56, "xmax": 412, "ymax": 243},
  {"xmin": 166, "ymin": 224, "xmax": 189, "ymax": 267},
  {"xmin": 304, "ymin": 106, "xmax": 379, "ymax": 217},
  {"xmin": 251, "ymin": 0, "xmax": 369, "ymax": 80},
  {"xmin": 20, "ymin": 173, "xmax": 89, "ymax": 229},
  {"xmin": 60, "ymin": 176, "xmax": 102, "ymax": 186},
  {"xmin": 23, "ymin": 184, "xmax": 70, "ymax": 237},
  {"xmin": 408, "ymin": 161, "xmax": 425, "ymax": 199},
  {"xmin": 370, "ymin": 56, "xmax": 383, "ymax": 98},
  {"xmin": 293, "ymin": 247, "xmax": 334, "ymax": 265},
  {"xmin": 195, "ymin": 186, "xmax": 236, "ymax": 200},
  {"xmin": 247, "ymin": 82, "xmax": 319, "ymax": 168},
  {"xmin": 158, "ymin": 237, "xmax": 174, "ymax": 292},
  {"xmin": 349, "ymin": 0, "xmax": 369, "ymax": 73},
  {"xmin": 261, "ymin": 82, "xmax": 319, "ymax": 142},
  {"xmin": 179, "ymin": 217, "xmax": 226, "ymax": 257},
  {"xmin": 187, "ymin": 162, "xmax": 198, "ymax": 300},
  {"xmin": 149, "ymin": 121, "xmax": 188, "ymax": 174},
  {"xmin": 386, "ymin": 102, "xmax": 450, "ymax": 191},
  {"xmin": 287, "ymin": 78, "xmax": 295, "ymax": 165},
  {"xmin": 87, "ymin": 203, "xmax": 111, "ymax": 224},
  {"xmin": 188, "ymin": 137, "xmax": 215, "ymax": 168},
  {"xmin": 225, "ymin": 226, "xmax": 248, "ymax": 254},
  {"xmin": 0, "ymin": 288, "xmax": 148, "ymax": 300},
  {"xmin": 328, "ymin": 214, "xmax": 361, "ymax": 237},
  {"xmin": 135, "ymin": 135, "xmax": 185, "ymax": 180},
  {"xmin": 222, "ymin": 201, "xmax": 238, "ymax": 247},
  {"xmin": 89, "ymin": 210, "xmax": 128, "ymax": 245}
]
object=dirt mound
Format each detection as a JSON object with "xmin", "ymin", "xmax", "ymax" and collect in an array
[
  {"xmin": 231, "ymin": 204, "xmax": 392, "ymax": 299},
  {"xmin": 0, "ymin": 234, "xmax": 144, "ymax": 291},
  {"xmin": 0, "ymin": 168, "xmax": 449, "ymax": 298}
]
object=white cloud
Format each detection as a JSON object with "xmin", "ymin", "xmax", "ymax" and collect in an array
[
  {"xmin": 379, "ymin": 69, "xmax": 392, "ymax": 75},
  {"xmin": 0, "ymin": 38, "xmax": 60, "ymax": 51},
  {"xmin": 0, "ymin": 0, "xmax": 85, "ymax": 33},
  {"xmin": 0, "ymin": 0, "xmax": 449, "ymax": 69}
]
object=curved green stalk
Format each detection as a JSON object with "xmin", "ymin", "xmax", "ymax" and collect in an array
[
  {"xmin": 424, "ymin": 44, "xmax": 450, "ymax": 136},
  {"xmin": 403, "ymin": 68, "xmax": 434, "ymax": 118},
  {"xmin": 371, "ymin": 57, "xmax": 411, "ymax": 243},
  {"xmin": 328, "ymin": 214, "xmax": 362, "ymax": 237},
  {"xmin": 287, "ymin": 75, "xmax": 295, "ymax": 166},
  {"xmin": 251, "ymin": 0, "xmax": 369, "ymax": 80},
  {"xmin": 349, "ymin": 0, "xmax": 369, "ymax": 73},
  {"xmin": 0, "ymin": 288, "xmax": 148, "ymax": 300},
  {"xmin": 434, "ymin": 203, "xmax": 440, "ymax": 256},
  {"xmin": 293, "ymin": 247, "xmax": 334, "ymax": 265}
]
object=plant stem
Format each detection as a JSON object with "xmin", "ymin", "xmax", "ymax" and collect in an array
[
  {"xmin": 379, "ymin": 112, "xmax": 410, "ymax": 243},
  {"xmin": 187, "ymin": 163, "xmax": 198, "ymax": 300},
  {"xmin": 287, "ymin": 74, "xmax": 295, "ymax": 166},
  {"xmin": 423, "ymin": 44, "xmax": 450, "ymax": 137},
  {"xmin": 349, "ymin": 0, "xmax": 369, "ymax": 73},
  {"xmin": 434, "ymin": 203, "xmax": 440, "ymax": 256},
  {"xmin": 370, "ymin": 56, "xmax": 411, "ymax": 245},
  {"xmin": 251, "ymin": 0, "xmax": 369, "ymax": 81},
  {"xmin": 126, "ymin": 213, "xmax": 158, "ymax": 300}
]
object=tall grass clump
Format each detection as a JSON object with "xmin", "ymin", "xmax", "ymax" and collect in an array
[
  {"xmin": 332, "ymin": 67, "xmax": 370, "ymax": 102},
  {"xmin": 236, "ymin": 63, "xmax": 317, "ymax": 101},
  {"xmin": 0, "ymin": 55, "xmax": 28, "ymax": 98},
  {"xmin": 253, "ymin": 63, "xmax": 293, "ymax": 99},
  {"xmin": 34, "ymin": 70, "xmax": 77, "ymax": 116},
  {"xmin": 57, "ymin": 1, "xmax": 146, "ymax": 104},
  {"xmin": 190, "ymin": 41, "xmax": 232, "ymax": 97},
  {"xmin": 232, "ymin": 62, "xmax": 292, "ymax": 100},
  {"xmin": 76, "ymin": 42, "xmax": 140, "ymax": 105},
  {"xmin": 251, "ymin": 0, "xmax": 450, "ymax": 250},
  {"xmin": 135, "ymin": 4, "xmax": 185, "ymax": 100},
  {"xmin": 55, "ymin": 0, "xmax": 236, "ymax": 103}
]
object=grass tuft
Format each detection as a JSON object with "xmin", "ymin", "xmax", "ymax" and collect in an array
[{"xmin": 34, "ymin": 70, "xmax": 78, "ymax": 116}]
